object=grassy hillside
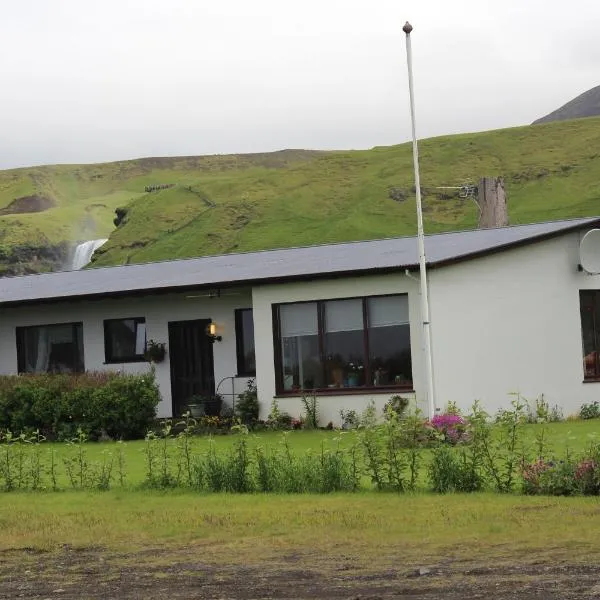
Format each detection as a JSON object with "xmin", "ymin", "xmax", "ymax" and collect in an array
[
  {"xmin": 92, "ymin": 117, "xmax": 600, "ymax": 267},
  {"xmin": 1, "ymin": 118, "xmax": 600, "ymax": 272},
  {"xmin": 0, "ymin": 151, "xmax": 320, "ymax": 273}
]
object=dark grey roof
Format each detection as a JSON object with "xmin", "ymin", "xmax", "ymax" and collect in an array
[{"xmin": 1, "ymin": 217, "xmax": 599, "ymax": 307}]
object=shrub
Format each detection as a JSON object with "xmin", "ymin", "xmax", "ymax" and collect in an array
[
  {"xmin": 266, "ymin": 399, "xmax": 293, "ymax": 430},
  {"xmin": 235, "ymin": 379, "xmax": 259, "ymax": 425},
  {"xmin": 383, "ymin": 395, "xmax": 409, "ymax": 420},
  {"xmin": 340, "ymin": 409, "xmax": 358, "ymax": 430},
  {"xmin": 428, "ymin": 413, "xmax": 467, "ymax": 444},
  {"xmin": 526, "ymin": 395, "xmax": 563, "ymax": 423},
  {"xmin": 0, "ymin": 371, "xmax": 160, "ymax": 440},
  {"xmin": 301, "ymin": 393, "xmax": 319, "ymax": 429},
  {"xmin": 522, "ymin": 458, "xmax": 578, "ymax": 496},
  {"xmin": 580, "ymin": 401, "xmax": 600, "ymax": 420}
]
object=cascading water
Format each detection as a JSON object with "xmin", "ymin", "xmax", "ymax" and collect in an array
[{"xmin": 70, "ymin": 239, "xmax": 108, "ymax": 270}]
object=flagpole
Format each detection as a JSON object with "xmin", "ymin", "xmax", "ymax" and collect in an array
[{"xmin": 402, "ymin": 21, "xmax": 436, "ymax": 418}]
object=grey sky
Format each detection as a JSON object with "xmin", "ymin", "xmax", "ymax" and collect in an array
[{"xmin": 0, "ymin": 0, "xmax": 598, "ymax": 169}]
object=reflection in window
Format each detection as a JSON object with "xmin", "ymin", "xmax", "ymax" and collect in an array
[
  {"xmin": 324, "ymin": 299, "xmax": 365, "ymax": 388},
  {"xmin": 235, "ymin": 308, "xmax": 256, "ymax": 376},
  {"xmin": 367, "ymin": 296, "xmax": 412, "ymax": 386},
  {"xmin": 16, "ymin": 323, "xmax": 84, "ymax": 374},
  {"xmin": 581, "ymin": 290, "xmax": 600, "ymax": 379},
  {"xmin": 275, "ymin": 295, "xmax": 412, "ymax": 393},
  {"xmin": 104, "ymin": 318, "xmax": 146, "ymax": 362},
  {"xmin": 279, "ymin": 302, "xmax": 323, "ymax": 391}
]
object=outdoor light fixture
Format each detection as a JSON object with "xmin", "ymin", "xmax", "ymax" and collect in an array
[{"xmin": 206, "ymin": 322, "xmax": 222, "ymax": 343}]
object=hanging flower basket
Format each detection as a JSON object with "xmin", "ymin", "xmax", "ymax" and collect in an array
[{"xmin": 144, "ymin": 340, "xmax": 166, "ymax": 363}]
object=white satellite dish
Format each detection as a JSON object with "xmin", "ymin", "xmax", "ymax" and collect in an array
[{"xmin": 579, "ymin": 229, "xmax": 600, "ymax": 274}]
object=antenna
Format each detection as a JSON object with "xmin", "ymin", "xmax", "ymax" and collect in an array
[
  {"xmin": 435, "ymin": 179, "xmax": 480, "ymax": 215},
  {"xmin": 579, "ymin": 229, "xmax": 600, "ymax": 274}
]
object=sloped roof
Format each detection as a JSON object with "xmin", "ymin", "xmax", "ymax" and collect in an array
[{"xmin": 1, "ymin": 216, "xmax": 598, "ymax": 307}]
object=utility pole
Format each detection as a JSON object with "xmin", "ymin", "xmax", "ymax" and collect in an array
[{"xmin": 403, "ymin": 21, "xmax": 436, "ymax": 418}]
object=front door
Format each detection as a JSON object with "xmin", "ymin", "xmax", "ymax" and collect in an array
[{"xmin": 168, "ymin": 319, "xmax": 215, "ymax": 416}]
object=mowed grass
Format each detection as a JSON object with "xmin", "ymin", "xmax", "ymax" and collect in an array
[
  {"xmin": 2, "ymin": 421, "xmax": 600, "ymax": 576},
  {"xmin": 29, "ymin": 418, "xmax": 600, "ymax": 489},
  {"xmin": 2, "ymin": 492, "xmax": 600, "ymax": 568}
]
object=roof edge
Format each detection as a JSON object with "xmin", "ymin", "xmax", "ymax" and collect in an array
[{"xmin": 428, "ymin": 216, "xmax": 600, "ymax": 269}]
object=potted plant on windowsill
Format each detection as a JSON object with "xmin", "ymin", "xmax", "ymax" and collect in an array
[
  {"xmin": 346, "ymin": 362, "xmax": 364, "ymax": 387},
  {"xmin": 143, "ymin": 339, "xmax": 166, "ymax": 363}
]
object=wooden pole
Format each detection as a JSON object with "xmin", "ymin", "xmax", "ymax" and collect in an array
[{"xmin": 478, "ymin": 177, "xmax": 508, "ymax": 229}]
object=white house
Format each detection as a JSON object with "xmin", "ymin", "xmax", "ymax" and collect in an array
[{"xmin": 1, "ymin": 216, "xmax": 600, "ymax": 424}]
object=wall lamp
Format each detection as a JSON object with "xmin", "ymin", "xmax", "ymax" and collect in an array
[{"xmin": 206, "ymin": 322, "xmax": 222, "ymax": 343}]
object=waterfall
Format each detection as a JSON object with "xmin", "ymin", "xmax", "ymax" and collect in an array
[{"xmin": 70, "ymin": 239, "xmax": 108, "ymax": 270}]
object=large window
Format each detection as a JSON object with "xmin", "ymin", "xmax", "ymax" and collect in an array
[
  {"xmin": 274, "ymin": 294, "xmax": 412, "ymax": 393},
  {"xmin": 16, "ymin": 322, "xmax": 84, "ymax": 374},
  {"xmin": 235, "ymin": 308, "xmax": 256, "ymax": 376},
  {"xmin": 104, "ymin": 318, "xmax": 146, "ymax": 363},
  {"xmin": 581, "ymin": 291, "xmax": 600, "ymax": 379}
]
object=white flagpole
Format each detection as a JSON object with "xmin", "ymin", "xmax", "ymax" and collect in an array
[{"xmin": 403, "ymin": 21, "xmax": 436, "ymax": 418}]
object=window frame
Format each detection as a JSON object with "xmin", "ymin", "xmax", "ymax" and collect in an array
[
  {"xmin": 103, "ymin": 317, "xmax": 147, "ymax": 364},
  {"xmin": 272, "ymin": 294, "xmax": 413, "ymax": 395},
  {"xmin": 580, "ymin": 290, "xmax": 600, "ymax": 381},
  {"xmin": 235, "ymin": 308, "xmax": 256, "ymax": 377},
  {"xmin": 16, "ymin": 321, "xmax": 84, "ymax": 374}
]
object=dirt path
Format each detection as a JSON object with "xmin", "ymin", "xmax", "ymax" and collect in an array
[{"xmin": 1, "ymin": 548, "xmax": 600, "ymax": 599}]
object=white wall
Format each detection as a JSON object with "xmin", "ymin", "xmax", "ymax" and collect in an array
[
  {"xmin": 251, "ymin": 273, "xmax": 423, "ymax": 425},
  {"xmin": 428, "ymin": 229, "xmax": 600, "ymax": 417},
  {"xmin": 0, "ymin": 290, "xmax": 253, "ymax": 417}
]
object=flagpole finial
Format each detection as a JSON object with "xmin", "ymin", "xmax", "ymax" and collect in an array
[{"xmin": 403, "ymin": 21, "xmax": 413, "ymax": 34}]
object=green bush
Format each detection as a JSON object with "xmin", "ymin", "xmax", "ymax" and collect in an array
[
  {"xmin": 0, "ymin": 371, "xmax": 160, "ymax": 440},
  {"xmin": 580, "ymin": 401, "xmax": 600, "ymax": 420},
  {"xmin": 235, "ymin": 379, "xmax": 259, "ymax": 425},
  {"xmin": 383, "ymin": 395, "xmax": 410, "ymax": 420}
]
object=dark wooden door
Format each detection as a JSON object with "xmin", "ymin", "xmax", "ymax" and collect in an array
[{"xmin": 168, "ymin": 319, "xmax": 215, "ymax": 416}]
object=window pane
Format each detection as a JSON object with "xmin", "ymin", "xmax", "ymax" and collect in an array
[
  {"xmin": 581, "ymin": 292, "xmax": 598, "ymax": 378},
  {"xmin": 135, "ymin": 322, "xmax": 147, "ymax": 355},
  {"xmin": 280, "ymin": 303, "xmax": 322, "ymax": 391},
  {"xmin": 237, "ymin": 309, "xmax": 256, "ymax": 375},
  {"xmin": 18, "ymin": 323, "xmax": 83, "ymax": 374},
  {"xmin": 368, "ymin": 297, "xmax": 412, "ymax": 385},
  {"xmin": 369, "ymin": 295, "xmax": 409, "ymax": 327},
  {"xmin": 324, "ymin": 299, "xmax": 366, "ymax": 388},
  {"xmin": 106, "ymin": 318, "xmax": 146, "ymax": 361},
  {"xmin": 280, "ymin": 303, "xmax": 318, "ymax": 337}
]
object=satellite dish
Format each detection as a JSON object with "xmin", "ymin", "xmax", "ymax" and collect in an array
[{"xmin": 580, "ymin": 229, "xmax": 600, "ymax": 274}]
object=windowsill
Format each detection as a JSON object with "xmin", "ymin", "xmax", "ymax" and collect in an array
[
  {"xmin": 275, "ymin": 386, "xmax": 414, "ymax": 398},
  {"xmin": 236, "ymin": 373, "xmax": 256, "ymax": 378},
  {"xmin": 583, "ymin": 378, "xmax": 600, "ymax": 383},
  {"xmin": 104, "ymin": 358, "xmax": 147, "ymax": 365}
]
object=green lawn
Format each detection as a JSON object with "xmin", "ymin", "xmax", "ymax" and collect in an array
[
  {"xmin": 1, "ymin": 491, "xmax": 600, "ymax": 564},
  {"xmin": 20, "ymin": 419, "xmax": 600, "ymax": 490},
  {"xmin": 3, "ymin": 423, "xmax": 600, "ymax": 595}
]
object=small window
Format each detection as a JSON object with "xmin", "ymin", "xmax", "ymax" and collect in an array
[
  {"xmin": 16, "ymin": 322, "xmax": 84, "ymax": 374},
  {"xmin": 235, "ymin": 309, "xmax": 256, "ymax": 376},
  {"xmin": 104, "ymin": 318, "xmax": 146, "ymax": 363}
]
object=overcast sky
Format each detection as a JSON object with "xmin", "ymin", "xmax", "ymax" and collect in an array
[{"xmin": 0, "ymin": 0, "xmax": 598, "ymax": 169}]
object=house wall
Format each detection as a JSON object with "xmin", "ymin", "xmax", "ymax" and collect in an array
[
  {"xmin": 251, "ymin": 273, "xmax": 422, "ymax": 425},
  {"xmin": 0, "ymin": 290, "xmax": 253, "ymax": 417},
  {"xmin": 428, "ymin": 229, "xmax": 600, "ymax": 417}
]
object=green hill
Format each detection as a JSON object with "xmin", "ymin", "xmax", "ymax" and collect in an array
[{"xmin": 1, "ymin": 118, "xmax": 600, "ymax": 273}]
